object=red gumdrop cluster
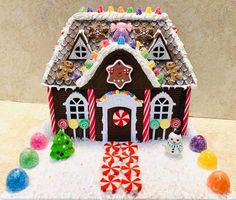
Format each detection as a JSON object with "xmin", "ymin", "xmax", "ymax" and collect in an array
[{"xmin": 30, "ymin": 132, "xmax": 48, "ymax": 150}]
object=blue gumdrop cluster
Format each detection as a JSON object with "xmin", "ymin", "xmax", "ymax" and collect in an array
[{"xmin": 6, "ymin": 168, "xmax": 29, "ymax": 193}]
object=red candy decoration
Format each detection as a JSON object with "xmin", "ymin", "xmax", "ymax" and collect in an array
[
  {"xmin": 121, "ymin": 162, "xmax": 140, "ymax": 177},
  {"xmin": 121, "ymin": 175, "xmax": 142, "ymax": 193},
  {"xmin": 104, "ymin": 142, "xmax": 120, "ymax": 153},
  {"xmin": 113, "ymin": 110, "xmax": 130, "ymax": 127},
  {"xmin": 155, "ymin": 7, "xmax": 162, "ymax": 14},
  {"xmin": 120, "ymin": 152, "xmax": 139, "ymax": 163},
  {"xmin": 103, "ymin": 151, "xmax": 120, "ymax": 164},
  {"xmin": 58, "ymin": 119, "xmax": 68, "ymax": 130},
  {"xmin": 101, "ymin": 162, "xmax": 121, "ymax": 176},
  {"xmin": 100, "ymin": 175, "xmax": 121, "ymax": 193},
  {"xmin": 121, "ymin": 141, "xmax": 138, "ymax": 153},
  {"xmin": 97, "ymin": 5, "xmax": 104, "ymax": 13},
  {"xmin": 171, "ymin": 118, "xmax": 181, "ymax": 129}
]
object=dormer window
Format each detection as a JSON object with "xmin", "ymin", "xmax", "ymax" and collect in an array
[
  {"xmin": 148, "ymin": 33, "xmax": 171, "ymax": 60},
  {"xmin": 68, "ymin": 31, "xmax": 91, "ymax": 60}
]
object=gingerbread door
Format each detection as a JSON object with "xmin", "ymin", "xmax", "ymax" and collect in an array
[{"xmin": 108, "ymin": 107, "xmax": 131, "ymax": 141}]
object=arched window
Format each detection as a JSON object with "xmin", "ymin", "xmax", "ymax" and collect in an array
[
  {"xmin": 63, "ymin": 92, "xmax": 88, "ymax": 120},
  {"xmin": 151, "ymin": 92, "xmax": 176, "ymax": 120}
]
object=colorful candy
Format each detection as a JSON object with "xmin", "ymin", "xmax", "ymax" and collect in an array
[
  {"xmin": 148, "ymin": 60, "xmax": 155, "ymax": 69},
  {"xmin": 150, "ymin": 119, "xmax": 160, "ymax": 130},
  {"xmin": 155, "ymin": 7, "xmax": 162, "ymax": 15},
  {"xmin": 30, "ymin": 132, "xmax": 48, "ymax": 150},
  {"xmin": 87, "ymin": 7, "xmax": 93, "ymax": 12},
  {"xmin": 58, "ymin": 118, "xmax": 68, "ymax": 130},
  {"xmin": 84, "ymin": 59, "xmax": 94, "ymax": 69},
  {"xmin": 153, "ymin": 68, "xmax": 159, "ymax": 76},
  {"xmin": 91, "ymin": 51, "xmax": 99, "ymax": 60},
  {"xmin": 171, "ymin": 118, "xmax": 181, "ymax": 129},
  {"xmin": 79, "ymin": 7, "xmax": 85, "ymax": 12},
  {"xmin": 72, "ymin": 71, "xmax": 81, "ymax": 81},
  {"xmin": 121, "ymin": 175, "xmax": 142, "ymax": 193},
  {"xmin": 97, "ymin": 5, "xmax": 104, "ymax": 13},
  {"xmin": 104, "ymin": 142, "xmax": 121, "ymax": 152},
  {"xmin": 190, "ymin": 135, "xmax": 207, "ymax": 153},
  {"xmin": 101, "ymin": 162, "xmax": 121, "ymax": 176},
  {"xmin": 120, "ymin": 152, "xmax": 139, "ymax": 163},
  {"xmin": 145, "ymin": 6, "xmax": 152, "ymax": 14},
  {"xmin": 197, "ymin": 149, "xmax": 217, "ymax": 170},
  {"xmin": 136, "ymin": 8, "xmax": 142, "ymax": 15},
  {"xmin": 207, "ymin": 170, "xmax": 230, "ymax": 195},
  {"xmin": 19, "ymin": 148, "xmax": 39, "ymax": 169},
  {"xmin": 157, "ymin": 73, "xmax": 164, "ymax": 85},
  {"xmin": 160, "ymin": 119, "xmax": 171, "ymax": 129},
  {"xmin": 117, "ymin": 6, "xmax": 124, "ymax": 13},
  {"xmin": 126, "ymin": 7, "xmax": 135, "ymax": 13},
  {"xmin": 6, "ymin": 168, "xmax": 29, "ymax": 193},
  {"xmin": 100, "ymin": 175, "xmax": 121, "ymax": 193},
  {"xmin": 103, "ymin": 151, "xmax": 120, "ymax": 164},
  {"xmin": 117, "ymin": 36, "xmax": 126, "ymax": 45},
  {"xmin": 121, "ymin": 141, "xmax": 138, "ymax": 153},
  {"xmin": 121, "ymin": 162, "xmax": 140, "ymax": 177}
]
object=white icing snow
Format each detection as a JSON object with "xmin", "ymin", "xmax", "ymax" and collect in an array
[{"xmin": 1, "ymin": 122, "xmax": 235, "ymax": 199}]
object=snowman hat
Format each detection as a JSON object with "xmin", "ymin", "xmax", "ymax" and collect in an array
[{"xmin": 174, "ymin": 129, "xmax": 181, "ymax": 135}]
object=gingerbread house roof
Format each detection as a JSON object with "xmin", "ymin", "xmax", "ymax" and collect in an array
[{"xmin": 42, "ymin": 9, "xmax": 197, "ymax": 89}]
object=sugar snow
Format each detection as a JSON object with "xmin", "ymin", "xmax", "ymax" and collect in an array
[{"xmin": 1, "ymin": 123, "xmax": 236, "ymax": 199}]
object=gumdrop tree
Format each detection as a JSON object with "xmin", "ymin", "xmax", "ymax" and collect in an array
[{"xmin": 50, "ymin": 129, "xmax": 75, "ymax": 160}]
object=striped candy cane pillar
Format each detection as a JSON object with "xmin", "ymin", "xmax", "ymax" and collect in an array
[
  {"xmin": 182, "ymin": 88, "xmax": 191, "ymax": 136},
  {"xmin": 87, "ymin": 89, "xmax": 96, "ymax": 141},
  {"xmin": 47, "ymin": 87, "xmax": 57, "ymax": 134},
  {"xmin": 142, "ymin": 89, "xmax": 151, "ymax": 142}
]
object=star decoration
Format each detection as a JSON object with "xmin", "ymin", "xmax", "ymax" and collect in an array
[
  {"xmin": 134, "ymin": 22, "xmax": 155, "ymax": 44},
  {"xmin": 106, "ymin": 60, "xmax": 133, "ymax": 89},
  {"xmin": 86, "ymin": 22, "xmax": 109, "ymax": 43}
]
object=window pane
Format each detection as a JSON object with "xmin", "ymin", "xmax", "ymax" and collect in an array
[
  {"xmin": 79, "ymin": 114, "xmax": 85, "ymax": 119},
  {"xmin": 73, "ymin": 98, "xmax": 80, "ymax": 103},
  {"xmin": 162, "ymin": 106, "xmax": 169, "ymax": 112},
  {"xmin": 70, "ymin": 106, "xmax": 76, "ymax": 112},
  {"xmin": 71, "ymin": 114, "xmax": 77, "ymax": 119},
  {"xmin": 78, "ymin": 106, "xmax": 84, "ymax": 112},
  {"xmin": 78, "ymin": 100, "xmax": 84, "ymax": 105},
  {"xmin": 159, "ymin": 98, "xmax": 166, "ymax": 103},
  {"xmin": 154, "ymin": 106, "xmax": 160, "ymax": 112},
  {"xmin": 70, "ymin": 100, "xmax": 76, "ymax": 104},
  {"xmin": 162, "ymin": 114, "xmax": 168, "ymax": 119},
  {"xmin": 154, "ymin": 114, "xmax": 160, "ymax": 119},
  {"xmin": 164, "ymin": 100, "xmax": 169, "ymax": 105}
]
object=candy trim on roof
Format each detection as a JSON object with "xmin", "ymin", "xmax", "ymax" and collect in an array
[{"xmin": 76, "ymin": 43, "xmax": 160, "ymax": 88}]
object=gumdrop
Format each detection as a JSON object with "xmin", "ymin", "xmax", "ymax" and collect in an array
[
  {"xmin": 117, "ymin": 36, "xmax": 125, "ymax": 45},
  {"xmin": 30, "ymin": 132, "xmax": 48, "ymax": 150},
  {"xmin": 190, "ymin": 135, "xmax": 207, "ymax": 153},
  {"xmin": 207, "ymin": 170, "xmax": 230, "ymax": 195},
  {"xmin": 6, "ymin": 168, "xmax": 29, "ymax": 193},
  {"xmin": 19, "ymin": 148, "xmax": 39, "ymax": 169},
  {"xmin": 197, "ymin": 149, "xmax": 217, "ymax": 170}
]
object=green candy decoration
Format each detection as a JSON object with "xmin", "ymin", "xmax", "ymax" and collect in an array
[
  {"xmin": 50, "ymin": 129, "xmax": 75, "ymax": 160},
  {"xmin": 142, "ymin": 52, "xmax": 149, "ymax": 59},
  {"xmin": 79, "ymin": 7, "xmax": 86, "ymax": 12},
  {"xmin": 84, "ymin": 59, "xmax": 94, "ymax": 69},
  {"xmin": 19, "ymin": 148, "xmax": 39, "ymax": 169},
  {"xmin": 150, "ymin": 119, "xmax": 160, "ymax": 130},
  {"xmin": 126, "ymin": 7, "xmax": 135, "ymax": 13},
  {"xmin": 157, "ymin": 73, "xmax": 164, "ymax": 85},
  {"xmin": 80, "ymin": 119, "xmax": 90, "ymax": 130}
]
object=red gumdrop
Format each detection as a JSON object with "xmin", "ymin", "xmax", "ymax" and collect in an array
[{"xmin": 30, "ymin": 132, "xmax": 48, "ymax": 150}]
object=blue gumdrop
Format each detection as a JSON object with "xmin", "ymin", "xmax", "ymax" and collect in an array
[
  {"xmin": 117, "ymin": 36, "xmax": 126, "ymax": 45},
  {"xmin": 130, "ymin": 40, "xmax": 137, "ymax": 49},
  {"xmin": 87, "ymin": 7, "xmax": 93, "ymax": 12},
  {"xmin": 72, "ymin": 71, "xmax": 81, "ymax": 81},
  {"xmin": 6, "ymin": 168, "xmax": 29, "ymax": 193},
  {"xmin": 136, "ymin": 8, "xmax": 142, "ymax": 15}
]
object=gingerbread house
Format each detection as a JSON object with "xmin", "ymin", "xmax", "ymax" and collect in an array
[{"xmin": 42, "ymin": 7, "xmax": 197, "ymax": 142}]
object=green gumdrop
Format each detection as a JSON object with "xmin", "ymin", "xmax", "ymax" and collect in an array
[
  {"xmin": 142, "ymin": 52, "xmax": 149, "ymax": 59},
  {"xmin": 127, "ymin": 7, "xmax": 134, "ymax": 13},
  {"xmin": 79, "ymin": 7, "xmax": 85, "ymax": 12},
  {"xmin": 157, "ymin": 73, "xmax": 164, "ymax": 85},
  {"xmin": 84, "ymin": 60, "xmax": 94, "ymax": 69},
  {"xmin": 19, "ymin": 148, "xmax": 39, "ymax": 169}
]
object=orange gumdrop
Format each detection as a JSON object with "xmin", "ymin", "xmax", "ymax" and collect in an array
[{"xmin": 207, "ymin": 170, "xmax": 230, "ymax": 195}]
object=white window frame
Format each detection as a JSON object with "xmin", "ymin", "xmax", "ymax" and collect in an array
[
  {"xmin": 63, "ymin": 92, "xmax": 88, "ymax": 120},
  {"xmin": 150, "ymin": 92, "xmax": 176, "ymax": 120}
]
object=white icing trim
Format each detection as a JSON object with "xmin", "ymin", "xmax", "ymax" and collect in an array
[
  {"xmin": 97, "ymin": 93, "xmax": 142, "ymax": 142},
  {"xmin": 76, "ymin": 43, "xmax": 160, "ymax": 88}
]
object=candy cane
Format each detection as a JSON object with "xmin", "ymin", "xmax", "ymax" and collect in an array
[
  {"xmin": 142, "ymin": 89, "xmax": 151, "ymax": 142},
  {"xmin": 182, "ymin": 88, "xmax": 191, "ymax": 136},
  {"xmin": 47, "ymin": 87, "xmax": 56, "ymax": 134},
  {"xmin": 87, "ymin": 89, "xmax": 96, "ymax": 141}
]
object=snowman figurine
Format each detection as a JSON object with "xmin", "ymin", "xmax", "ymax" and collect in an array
[{"xmin": 165, "ymin": 130, "xmax": 183, "ymax": 155}]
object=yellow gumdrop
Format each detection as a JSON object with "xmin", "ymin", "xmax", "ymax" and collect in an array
[
  {"xmin": 148, "ymin": 61, "xmax": 155, "ymax": 69},
  {"xmin": 108, "ymin": 6, "xmax": 114, "ymax": 12},
  {"xmin": 198, "ymin": 149, "xmax": 217, "ymax": 170},
  {"xmin": 145, "ymin": 6, "xmax": 152, "ymax": 14},
  {"xmin": 136, "ymin": 41, "xmax": 141, "ymax": 49}
]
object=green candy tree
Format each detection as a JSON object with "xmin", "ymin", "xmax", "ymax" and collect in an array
[{"xmin": 50, "ymin": 129, "xmax": 75, "ymax": 160}]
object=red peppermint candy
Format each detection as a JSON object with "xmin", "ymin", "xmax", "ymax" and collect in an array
[
  {"xmin": 113, "ymin": 110, "xmax": 130, "ymax": 127},
  {"xmin": 171, "ymin": 118, "xmax": 181, "ymax": 129},
  {"xmin": 121, "ymin": 162, "xmax": 140, "ymax": 177},
  {"xmin": 121, "ymin": 175, "xmax": 142, "ymax": 193},
  {"xmin": 104, "ymin": 142, "xmax": 120, "ymax": 153},
  {"xmin": 121, "ymin": 142, "xmax": 138, "ymax": 153},
  {"xmin": 101, "ymin": 162, "xmax": 121, "ymax": 176},
  {"xmin": 103, "ymin": 151, "xmax": 120, "ymax": 164},
  {"xmin": 120, "ymin": 152, "xmax": 139, "ymax": 163},
  {"xmin": 100, "ymin": 175, "xmax": 121, "ymax": 193}
]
